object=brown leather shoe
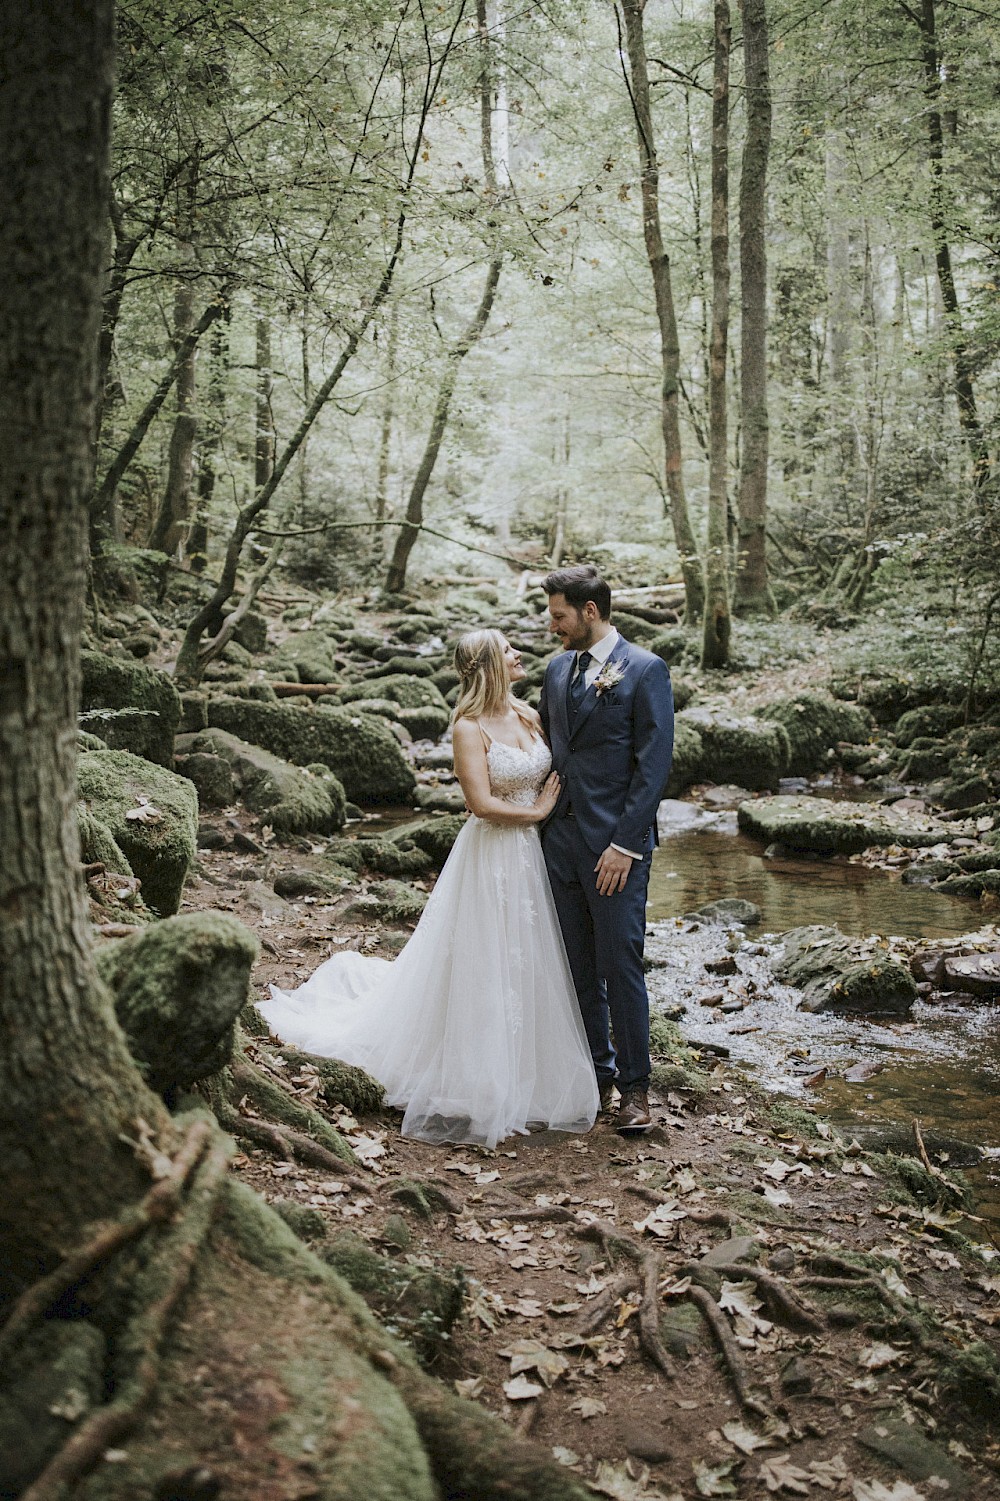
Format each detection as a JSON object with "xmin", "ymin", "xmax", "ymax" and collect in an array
[
  {"xmin": 617, "ymin": 1088, "xmax": 652, "ymax": 1134},
  {"xmin": 598, "ymin": 1080, "xmax": 617, "ymax": 1115}
]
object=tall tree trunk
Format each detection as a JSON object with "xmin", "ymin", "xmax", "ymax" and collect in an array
[
  {"xmin": 255, "ymin": 312, "xmax": 275, "ymax": 493},
  {"xmin": 551, "ymin": 408, "xmax": 570, "ymax": 568},
  {"xmin": 384, "ymin": 0, "xmax": 504, "ymax": 596},
  {"xmin": 148, "ymin": 233, "xmax": 199, "ymax": 556},
  {"xmin": 384, "ymin": 257, "xmax": 503, "ymax": 593},
  {"xmin": 733, "ymin": 0, "xmax": 775, "ymax": 615},
  {"xmin": 618, "ymin": 0, "xmax": 704, "ymax": 621},
  {"xmin": 911, "ymin": 0, "xmax": 990, "ymax": 491},
  {"xmin": 0, "ymin": 0, "xmax": 167, "ymax": 1281},
  {"xmin": 701, "ymin": 0, "xmax": 732, "ymax": 668},
  {"xmin": 186, "ymin": 313, "xmax": 230, "ymax": 573},
  {"xmin": 372, "ymin": 300, "xmax": 400, "ymax": 565}
]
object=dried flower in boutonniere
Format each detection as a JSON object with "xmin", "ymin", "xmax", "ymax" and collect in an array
[{"xmin": 594, "ymin": 659, "xmax": 626, "ymax": 697}]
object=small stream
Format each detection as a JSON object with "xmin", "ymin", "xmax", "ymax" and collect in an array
[{"xmin": 647, "ymin": 801, "xmax": 1000, "ymax": 1231}]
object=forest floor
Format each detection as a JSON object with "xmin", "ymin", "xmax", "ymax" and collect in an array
[{"xmin": 176, "ymin": 801, "xmax": 1000, "ymax": 1501}]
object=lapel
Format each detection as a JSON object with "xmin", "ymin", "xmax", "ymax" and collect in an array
[
  {"xmin": 569, "ymin": 638, "xmax": 632, "ymax": 742},
  {"xmin": 555, "ymin": 650, "xmax": 574, "ymax": 745}
]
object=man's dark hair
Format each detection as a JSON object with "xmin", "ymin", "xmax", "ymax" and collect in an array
[{"xmin": 542, "ymin": 565, "xmax": 612, "ymax": 620}]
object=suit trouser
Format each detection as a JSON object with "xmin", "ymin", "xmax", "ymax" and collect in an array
[{"xmin": 542, "ymin": 815, "xmax": 652, "ymax": 1091}]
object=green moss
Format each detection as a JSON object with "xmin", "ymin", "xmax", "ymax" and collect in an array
[
  {"xmin": 365, "ymin": 880, "xmax": 428, "ymax": 922},
  {"xmin": 936, "ymin": 1340, "xmax": 1000, "ymax": 1415},
  {"xmin": 869, "ymin": 1152, "xmax": 974, "ymax": 1212},
  {"xmin": 322, "ymin": 1231, "xmax": 464, "ymax": 1367},
  {"xmin": 648, "ymin": 629, "xmax": 693, "ymax": 666},
  {"xmin": 0, "ymin": 1318, "xmax": 106, "ymax": 1497},
  {"xmin": 274, "ymin": 628, "xmax": 342, "ymax": 683},
  {"xmin": 395, "ymin": 705, "xmax": 451, "ymax": 742},
  {"xmin": 370, "ymin": 655, "xmax": 437, "ymax": 678},
  {"xmin": 895, "ymin": 704, "xmax": 964, "ymax": 747},
  {"xmin": 649, "ymin": 1012, "xmax": 693, "ymax": 1061},
  {"xmin": 431, "ymin": 667, "xmax": 460, "ymax": 695},
  {"xmin": 342, "ymin": 675, "xmax": 449, "ymax": 713},
  {"xmin": 77, "ymin": 729, "xmax": 108, "ymax": 752},
  {"xmin": 272, "ymin": 867, "xmax": 356, "ymax": 900},
  {"xmin": 936, "ymin": 870, "xmax": 1000, "ymax": 898},
  {"xmin": 232, "ymin": 1062, "xmax": 358, "ymax": 1163},
  {"xmin": 679, "ymin": 709, "xmax": 789, "ymax": 790},
  {"xmin": 178, "ymin": 689, "xmax": 208, "ymax": 732},
  {"xmin": 402, "ymin": 815, "xmax": 466, "ymax": 866},
  {"xmin": 339, "ymin": 837, "xmax": 435, "ymax": 878},
  {"xmin": 954, "ymin": 849, "xmax": 1000, "ymax": 873},
  {"xmin": 271, "ymin": 1198, "xmax": 329, "ymax": 1242},
  {"xmin": 665, "ymin": 717, "xmax": 704, "ymax": 795},
  {"xmin": 759, "ymin": 694, "xmax": 873, "ymax": 777},
  {"xmin": 773, "ymin": 925, "xmax": 918, "ymax": 1013},
  {"xmin": 77, "ymin": 805, "xmax": 134, "ymax": 876},
  {"xmin": 187, "ymin": 728, "xmax": 346, "ymax": 834},
  {"xmin": 79, "ymin": 649, "xmax": 181, "ymax": 766},
  {"xmin": 269, "ymin": 1046, "xmax": 386, "ymax": 1114},
  {"xmin": 762, "ymin": 1099, "xmax": 823, "ymax": 1141},
  {"xmin": 96, "ymin": 912, "xmax": 258, "ymax": 1092},
  {"xmin": 205, "ymin": 697, "xmax": 415, "ymax": 804},
  {"xmin": 611, "ymin": 611, "xmax": 665, "ymax": 646},
  {"xmin": 77, "ymin": 748, "xmax": 198, "ymax": 915},
  {"xmin": 737, "ymin": 795, "xmax": 953, "ymax": 856}
]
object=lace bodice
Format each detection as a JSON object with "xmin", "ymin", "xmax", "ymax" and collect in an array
[{"xmin": 486, "ymin": 735, "xmax": 552, "ymax": 806}]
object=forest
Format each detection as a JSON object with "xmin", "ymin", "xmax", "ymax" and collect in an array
[{"xmin": 2, "ymin": 0, "xmax": 1000, "ymax": 1498}]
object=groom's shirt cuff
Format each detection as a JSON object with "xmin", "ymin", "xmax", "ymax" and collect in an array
[{"xmin": 611, "ymin": 842, "xmax": 642, "ymax": 860}]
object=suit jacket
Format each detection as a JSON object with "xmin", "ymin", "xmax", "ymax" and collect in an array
[{"xmin": 539, "ymin": 637, "xmax": 674, "ymax": 856}]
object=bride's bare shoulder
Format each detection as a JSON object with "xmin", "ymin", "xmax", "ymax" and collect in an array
[{"xmin": 452, "ymin": 715, "xmax": 482, "ymax": 747}]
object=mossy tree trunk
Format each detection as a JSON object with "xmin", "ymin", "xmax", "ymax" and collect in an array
[
  {"xmin": 619, "ymin": 0, "xmax": 704, "ymax": 622},
  {"xmin": 0, "ymin": 0, "xmax": 170, "ymax": 1282},
  {"xmin": 701, "ymin": 0, "xmax": 732, "ymax": 669},
  {"xmin": 733, "ymin": 0, "xmax": 776, "ymax": 616},
  {"xmin": 148, "ymin": 181, "xmax": 200, "ymax": 557}
]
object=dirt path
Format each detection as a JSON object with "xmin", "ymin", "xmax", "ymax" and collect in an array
[{"xmin": 179, "ymin": 816, "xmax": 1000, "ymax": 1501}]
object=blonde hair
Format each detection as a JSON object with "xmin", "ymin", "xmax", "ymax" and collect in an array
[{"xmin": 452, "ymin": 628, "xmax": 534, "ymax": 729}]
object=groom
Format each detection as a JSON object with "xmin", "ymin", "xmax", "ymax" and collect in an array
[{"xmin": 539, "ymin": 566, "xmax": 674, "ymax": 1133}]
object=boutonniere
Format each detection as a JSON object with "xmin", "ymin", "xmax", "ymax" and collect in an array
[{"xmin": 594, "ymin": 658, "xmax": 626, "ymax": 697}]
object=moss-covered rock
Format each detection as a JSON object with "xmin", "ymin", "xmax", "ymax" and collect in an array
[
  {"xmin": 898, "ymin": 737, "xmax": 953, "ymax": 781},
  {"xmin": 0, "ymin": 1319, "xmax": 106, "ymax": 1499},
  {"xmin": 737, "ymin": 793, "xmax": 955, "ymax": 856},
  {"xmin": 342, "ymin": 674, "xmax": 449, "ymax": 713},
  {"xmin": 759, "ymin": 694, "xmax": 873, "ymax": 778},
  {"xmin": 175, "ymin": 750, "xmax": 235, "ymax": 808},
  {"xmin": 184, "ymin": 728, "xmax": 347, "ymax": 834},
  {"xmin": 267, "ymin": 1045, "xmax": 386, "ymax": 1115},
  {"xmin": 228, "ymin": 607, "xmax": 269, "ymax": 655},
  {"xmin": 273, "ymin": 867, "xmax": 357, "ymax": 900},
  {"xmin": 894, "ymin": 703, "xmax": 964, "ymax": 747},
  {"xmin": 351, "ymin": 880, "xmax": 428, "ymax": 922},
  {"xmin": 96, "ymin": 912, "xmax": 259, "ymax": 1092},
  {"xmin": 345, "ymin": 629, "xmax": 385, "ymax": 656},
  {"xmin": 400, "ymin": 814, "xmax": 466, "ymax": 866},
  {"xmin": 902, "ymin": 858, "xmax": 959, "ymax": 885},
  {"xmin": 612, "ymin": 611, "xmax": 665, "ymax": 646},
  {"xmin": 77, "ymin": 748, "xmax": 198, "ymax": 915},
  {"xmin": 370, "ymin": 655, "xmax": 437, "ymax": 678},
  {"xmin": 935, "ymin": 869, "xmax": 1000, "ymax": 899},
  {"xmin": 679, "ymin": 708, "xmax": 789, "ymax": 790},
  {"xmin": 270, "ymin": 628, "xmax": 342, "ymax": 683},
  {"xmin": 79, "ymin": 649, "xmax": 181, "ymax": 766},
  {"xmin": 395, "ymin": 705, "xmax": 451, "ymax": 742},
  {"xmin": 322, "ymin": 1231, "xmax": 464, "ymax": 1366},
  {"xmin": 205, "ymin": 697, "xmax": 416, "ymax": 804},
  {"xmin": 431, "ymin": 666, "xmax": 461, "ymax": 696},
  {"xmin": 226, "ymin": 679, "xmax": 280, "ymax": 703},
  {"xmin": 77, "ymin": 805, "xmax": 133, "ymax": 875},
  {"xmin": 774, "ymin": 925, "xmax": 918, "ymax": 1014},
  {"xmin": 664, "ymin": 717, "xmax": 704, "ymax": 796},
  {"xmin": 178, "ymin": 689, "xmax": 209, "ymax": 733},
  {"xmin": 939, "ymin": 773, "xmax": 994, "ymax": 810},
  {"xmin": 330, "ymin": 837, "xmax": 435, "ymax": 878},
  {"xmin": 649, "ymin": 629, "xmax": 692, "ymax": 666},
  {"xmin": 270, "ymin": 1198, "xmax": 329, "ymax": 1242}
]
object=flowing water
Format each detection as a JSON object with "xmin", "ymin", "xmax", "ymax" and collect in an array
[{"xmin": 647, "ymin": 801, "xmax": 1000, "ymax": 1233}]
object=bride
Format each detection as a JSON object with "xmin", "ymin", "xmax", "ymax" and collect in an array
[{"xmin": 259, "ymin": 628, "xmax": 599, "ymax": 1149}]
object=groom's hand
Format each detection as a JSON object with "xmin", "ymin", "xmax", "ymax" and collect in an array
[{"xmin": 594, "ymin": 846, "xmax": 633, "ymax": 896}]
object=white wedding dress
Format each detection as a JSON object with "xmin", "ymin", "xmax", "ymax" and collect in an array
[{"xmin": 260, "ymin": 733, "xmax": 599, "ymax": 1149}]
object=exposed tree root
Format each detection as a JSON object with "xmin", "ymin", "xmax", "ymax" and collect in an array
[
  {"xmin": 707, "ymin": 1262, "xmax": 825, "ymax": 1332},
  {"xmin": 576, "ymin": 1272, "xmax": 640, "ymax": 1337},
  {"xmin": 213, "ymin": 1098, "xmax": 370, "ymax": 1184},
  {"xmin": 568, "ymin": 1225, "xmax": 676, "ymax": 1376},
  {"xmin": 229, "ymin": 1056, "xmax": 357, "ymax": 1163},
  {"xmin": 638, "ymin": 1252, "xmax": 676, "ymax": 1377},
  {"xmin": 17, "ymin": 1125, "xmax": 232, "ymax": 1501},
  {"xmin": 0, "ymin": 1116, "xmax": 211, "ymax": 1365},
  {"xmin": 685, "ymin": 1283, "xmax": 771, "ymax": 1419}
]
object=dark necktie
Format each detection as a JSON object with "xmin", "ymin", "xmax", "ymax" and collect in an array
[{"xmin": 569, "ymin": 650, "xmax": 593, "ymax": 719}]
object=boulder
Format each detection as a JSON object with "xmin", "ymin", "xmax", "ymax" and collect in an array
[
  {"xmin": 178, "ymin": 689, "xmax": 209, "ymax": 733},
  {"xmin": 414, "ymin": 782, "xmax": 467, "ymax": 813},
  {"xmin": 939, "ymin": 774, "xmax": 995, "ymax": 810},
  {"xmin": 176, "ymin": 751, "xmax": 235, "ymax": 808},
  {"xmin": 273, "ymin": 628, "xmax": 342, "ymax": 683},
  {"xmin": 664, "ymin": 717, "xmax": 704, "ymax": 796},
  {"xmin": 648, "ymin": 629, "xmax": 692, "ymax": 665},
  {"xmin": 96, "ymin": 912, "xmax": 259, "ymax": 1092},
  {"xmin": 329, "ymin": 836, "xmax": 434, "ymax": 878},
  {"xmin": 938, "ymin": 951, "xmax": 1000, "ymax": 997},
  {"xmin": 79, "ymin": 650, "xmax": 181, "ymax": 766},
  {"xmin": 401, "ymin": 814, "xmax": 466, "ymax": 866},
  {"xmin": 774, "ymin": 925, "xmax": 918, "ymax": 1014},
  {"xmin": 737, "ymin": 794, "xmax": 956, "ymax": 856},
  {"xmin": 935, "ymin": 870, "xmax": 1000, "ymax": 899},
  {"xmin": 759, "ymin": 694, "xmax": 873, "ymax": 777},
  {"xmin": 343, "ymin": 879, "xmax": 427, "ymax": 923},
  {"xmin": 341, "ymin": 674, "xmax": 449, "ymax": 713},
  {"xmin": 395, "ymin": 704, "xmax": 451, "ymax": 742},
  {"xmin": 205, "ymin": 697, "xmax": 416, "ymax": 804},
  {"xmin": 182, "ymin": 728, "xmax": 346, "ymax": 834},
  {"xmin": 370, "ymin": 654, "xmax": 437, "ymax": 678},
  {"xmin": 679, "ymin": 708, "xmax": 789, "ymax": 791},
  {"xmin": 273, "ymin": 867, "xmax": 356, "ymax": 900},
  {"xmin": 894, "ymin": 704, "xmax": 964, "ymax": 747},
  {"xmin": 228, "ymin": 607, "xmax": 269, "ymax": 654},
  {"xmin": 688, "ymin": 898, "xmax": 762, "ymax": 927},
  {"xmin": 77, "ymin": 748, "xmax": 198, "ymax": 916}
]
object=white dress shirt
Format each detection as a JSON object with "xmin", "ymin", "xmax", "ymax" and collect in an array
[{"xmin": 571, "ymin": 630, "xmax": 642, "ymax": 861}]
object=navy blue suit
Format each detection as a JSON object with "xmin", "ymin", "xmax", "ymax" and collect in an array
[{"xmin": 540, "ymin": 637, "xmax": 674, "ymax": 1091}]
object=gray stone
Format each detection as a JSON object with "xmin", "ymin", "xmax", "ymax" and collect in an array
[
  {"xmin": 77, "ymin": 748, "xmax": 198, "ymax": 917},
  {"xmin": 414, "ymin": 782, "xmax": 467, "ymax": 813},
  {"xmin": 701, "ymin": 1235, "xmax": 758, "ymax": 1267},
  {"xmin": 692, "ymin": 898, "xmax": 762, "ymax": 927},
  {"xmin": 737, "ymin": 794, "xmax": 957, "ymax": 856},
  {"xmin": 176, "ymin": 751, "xmax": 235, "ymax": 808},
  {"xmin": 620, "ymin": 1423, "xmax": 672, "ymax": 1463},
  {"xmin": 780, "ymin": 1356, "xmax": 813, "ymax": 1395},
  {"xmin": 857, "ymin": 1419, "xmax": 969, "ymax": 1497},
  {"xmin": 774, "ymin": 925, "xmax": 918, "ymax": 1015}
]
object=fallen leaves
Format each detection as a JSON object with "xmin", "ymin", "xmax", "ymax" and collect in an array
[
  {"xmin": 857, "ymin": 1342, "xmax": 905, "ymax": 1371},
  {"xmin": 633, "ymin": 1200, "xmax": 688, "ymax": 1238},
  {"xmin": 758, "ymin": 1452, "xmax": 812, "ymax": 1494},
  {"xmin": 503, "ymin": 1373, "xmax": 544, "ymax": 1401},
  {"xmin": 498, "ymin": 1337, "xmax": 570, "ymax": 1387},
  {"xmin": 569, "ymin": 1395, "xmax": 607, "ymax": 1419}
]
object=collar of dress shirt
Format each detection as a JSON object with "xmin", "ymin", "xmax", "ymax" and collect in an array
[{"xmin": 579, "ymin": 627, "xmax": 619, "ymax": 669}]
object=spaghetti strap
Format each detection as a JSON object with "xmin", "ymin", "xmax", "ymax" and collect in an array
[{"xmin": 477, "ymin": 720, "xmax": 493, "ymax": 749}]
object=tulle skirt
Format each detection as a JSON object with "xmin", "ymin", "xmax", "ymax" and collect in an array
[{"xmin": 259, "ymin": 815, "xmax": 599, "ymax": 1148}]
